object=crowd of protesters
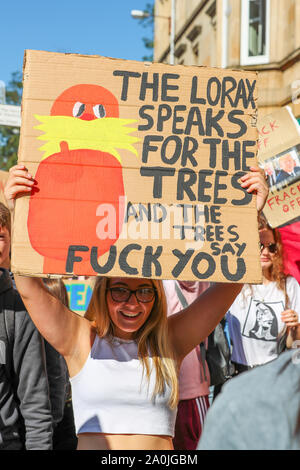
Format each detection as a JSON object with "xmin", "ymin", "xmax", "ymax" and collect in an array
[{"xmin": 0, "ymin": 163, "xmax": 299, "ymax": 451}]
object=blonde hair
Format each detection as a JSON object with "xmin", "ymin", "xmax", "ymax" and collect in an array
[
  {"xmin": 85, "ymin": 277, "xmax": 179, "ymax": 408},
  {"xmin": 43, "ymin": 278, "xmax": 70, "ymax": 308}
]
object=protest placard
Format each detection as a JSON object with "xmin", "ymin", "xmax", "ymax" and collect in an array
[
  {"xmin": 258, "ymin": 106, "xmax": 300, "ymax": 227},
  {"xmin": 11, "ymin": 50, "xmax": 261, "ymax": 283}
]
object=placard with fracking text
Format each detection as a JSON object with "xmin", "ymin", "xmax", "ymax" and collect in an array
[
  {"xmin": 258, "ymin": 106, "xmax": 300, "ymax": 228},
  {"xmin": 12, "ymin": 50, "xmax": 261, "ymax": 283}
]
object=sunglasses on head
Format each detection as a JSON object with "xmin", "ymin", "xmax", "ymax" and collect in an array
[{"xmin": 260, "ymin": 242, "xmax": 277, "ymax": 254}]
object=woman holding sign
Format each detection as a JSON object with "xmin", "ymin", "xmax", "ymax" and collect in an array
[{"xmin": 5, "ymin": 165, "xmax": 267, "ymax": 450}]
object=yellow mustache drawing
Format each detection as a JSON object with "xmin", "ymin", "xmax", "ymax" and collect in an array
[{"xmin": 34, "ymin": 115, "xmax": 140, "ymax": 162}]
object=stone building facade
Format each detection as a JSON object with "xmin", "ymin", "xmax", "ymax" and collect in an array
[{"xmin": 154, "ymin": 0, "xmax": 300, "ymax": 118}]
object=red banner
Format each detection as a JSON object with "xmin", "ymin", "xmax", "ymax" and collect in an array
[{"xmin": 279, "ymin": 221, "xmax": 300, "ymax": 283}]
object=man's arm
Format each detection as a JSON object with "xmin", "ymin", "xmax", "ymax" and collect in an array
[{"xmin": 13, "ymin": 303, "xmax": 53, "ymax": 450}]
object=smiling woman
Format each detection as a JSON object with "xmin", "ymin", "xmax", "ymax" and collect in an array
[
  {"xmin": 105, "ymin": 281, "xmax": 157, "ymax": 339},
  {"xmin": 4, "ymin": 164, "xmax": 268, "ymax": 450}
]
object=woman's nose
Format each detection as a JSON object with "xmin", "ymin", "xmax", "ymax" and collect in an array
[{"xmin": 126, "ymin": 292, "xmax": 139, "ymax": 305}]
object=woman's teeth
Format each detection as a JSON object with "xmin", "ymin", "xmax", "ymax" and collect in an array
[{"xmin": 120, "ymin": 311, "xmax": 140, "ymax": 318}]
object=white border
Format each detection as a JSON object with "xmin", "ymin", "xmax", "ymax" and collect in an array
[{"xmin": 240, "ymin": 0, "xmax": 270, "ymax": 66}]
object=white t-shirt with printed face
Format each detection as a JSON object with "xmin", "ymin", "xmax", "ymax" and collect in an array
[{"xmin": 227, "ymin": 276, "xmax": 300, "ymax": 367}]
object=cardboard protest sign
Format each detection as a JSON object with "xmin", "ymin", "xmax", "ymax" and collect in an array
[
  {"xmin": 12, "ymin": 49, "xmax": 261, "ymax": 283},
  {"xmin": 63, "ymin": 277, "xmax": 95, "ymax": 315},
  {"xmin": 258, "ymin": 106, "xmax": 300, "ymax": 227},
  {"xmin": 0, "ymin": 170, "xmax": 9, "ymax": 206}
]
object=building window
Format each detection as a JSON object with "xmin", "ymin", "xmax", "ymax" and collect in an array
[
  {"xmin": 174, "ymin": 44, "xmax": 187, "ymax": 61},
  {"xmin": 187, "ymin": 25, "xmax": 202, "ymax": 43},
  {"xmin": 206, "ymin": 0, "xmax": 217, "ymax": 30},
  {"xmin": 192, "ymin": 43, "xmax": 199, "ymax": 61},
  {"xmin": 241, "ymin": 0, "xmax": 270, "ymax": 65}
]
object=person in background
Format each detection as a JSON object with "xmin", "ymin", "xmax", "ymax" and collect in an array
[
  {"xmin": 198, "ymin": 216, "xmax": 300, "ymax": 451},
  {"xmin": 43, "ymin": 278, "xmax": 78, "ymax": 450},
  {"xmin": 197, "ymin": 348, "xmax": 300, "ymax": 450},
  {"xmin": 0, "ymin": 202, "xmax": 52, "ymax": 449},
  {"xmin": 226, "ymin": 215, "xmax": 300, "ymax": 374},
  {"xmin": 163, "ymin": 280, "xmax": 210, "ymax": 450}
]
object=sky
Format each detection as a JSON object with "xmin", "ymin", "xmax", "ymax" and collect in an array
[{"xmin": 0, "ymin": 0, "xmax": 153, "ymax": 88}]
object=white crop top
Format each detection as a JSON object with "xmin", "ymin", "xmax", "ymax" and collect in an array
[{"xmin": 70, "ymin": 335, "xmax": 177, "ymax": 436}]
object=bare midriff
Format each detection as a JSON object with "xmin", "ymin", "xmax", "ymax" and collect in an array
[{"xmin": 77, "ymin": 433, "xmax": 174, "ymax": 450}]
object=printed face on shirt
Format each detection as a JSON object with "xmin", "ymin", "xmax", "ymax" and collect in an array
[
  {"xmin": 106, "ymin": 277, "xmax": 155, "ymax": 340},
  {"xmin": 256, "ymin": 304, "xmax": 274, "ymax": 329},
  {"xmin": 242, "ymin": 299, "xmax": 281, "ymax": 341}
]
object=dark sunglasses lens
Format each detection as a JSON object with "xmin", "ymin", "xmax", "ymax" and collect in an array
[
  {"xmin": 110, "ymin": 288, "xmax": 130, "ymax": 302},
  {"xmin": 260, "ymin": 243, "xmax": 277, "ymax": 253},
  {"xmin": 136, "ymin": 288, "xmax": 155, "ymax": 302},
  {"xmin": 109, "ymin": 288, "xmax": 155, "ymax": 303}
]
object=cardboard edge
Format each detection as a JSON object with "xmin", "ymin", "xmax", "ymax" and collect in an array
[{"xmin": 23, "ymin": 49, "xmax": 259, "ymax": 80}]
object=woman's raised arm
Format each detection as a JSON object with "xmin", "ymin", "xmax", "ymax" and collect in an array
[
  {"xmin": 5, "ymin": 165, "xmax": 91, "ymax": 363},
  {"xmin": 14, "ymin": 274, "xmax": 86, "ymax": 358},
  {"xmin": 168, "ymin": 282, "xmax": 242, "ymax": 362}
]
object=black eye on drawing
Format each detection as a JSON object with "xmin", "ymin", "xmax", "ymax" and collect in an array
[
  {"xmin": 93, "ymin": 104, "xmax": 106, "ymax": 119},
  {"xmin": 73, "ymin": 102, "xmax": 85, "ymax": 117}
]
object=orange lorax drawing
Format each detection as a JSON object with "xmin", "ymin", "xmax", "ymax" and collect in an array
[{"xmin": 28, "ymin": 84, "xmax": 139, "ymax": 275}]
